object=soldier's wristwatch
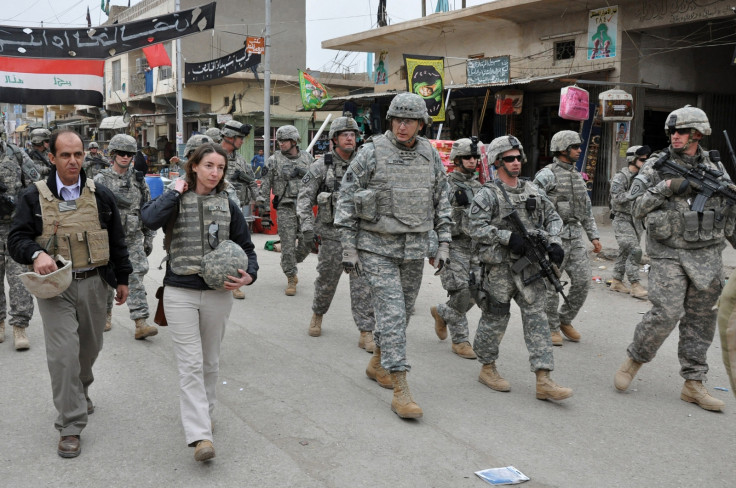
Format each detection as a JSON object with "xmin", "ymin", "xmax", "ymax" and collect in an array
[{"xmin": 31, "ymin": 250, "xmax": 43, "ymax": 261}]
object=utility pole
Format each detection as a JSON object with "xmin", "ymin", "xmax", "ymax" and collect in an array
[
  {"xmin": 175, "ymin": 0, "xmax": 184, "ymax": 154},
  {"xmin": 263, "ymin": 0, "xmax": 271, "ymax": 162}
]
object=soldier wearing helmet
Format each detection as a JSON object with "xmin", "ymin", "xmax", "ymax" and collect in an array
[
  {"xmin": 8, "ymin": 129, "xmax": 132, "ymax": 459},
  {"xmin": 83, "ymin": 141, "xmax": 109, "ymax": 179},
  {"xmin": 608, "ymin": 145, "xmax": 651, "ymax": 299},
  {"xmin": 466, "ymin": 135, "xmax": 572, "ymax": 401},
  {"xmin": 28, "ymin": 128, "xmax": 53, "ymax": 180},
  {"xmin": 296, "ymin": 113, "xmax": 375, "ymax": 347},
  {"xmin": 257, "ymin": 124, "xmax": 314, "ymax": 296},
  {"xmin": 94, "ymin": 133, "xmax": 157, "ymax": 339},
  {"xmin": 205, "ymin": 127, "xmax": 223, "ymax": 144},
  {"xmin": 533, "ymin": 130, "xmax": 601, "ymax": 346},
  {"xmin": 429, "ymin": 137, "xmax": 484, "ymax": 359},
  {"xmin": 614, "ymin": 106, "xmax": 731, "ymax": 412},
  {"xmin": 333, "ymin": 92, "xmax": 452, "ymax": 418}
]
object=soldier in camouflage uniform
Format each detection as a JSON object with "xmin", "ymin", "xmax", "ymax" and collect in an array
[
  {"xmin": 334, "ymin": 92, "xmax": 453, "ymax": 418},
  {"xmin": 297, "ymin": 114, "xmax": 376, "ymax": 351},
  {"xmin": 614, "ymin": 106, "xmax": 732, "ymax": 412},
  {"xmin": 0, "ymin": 128, "xmax": 35, "ymax": 350},
  {"xmin": 429, "ymin": 137, "xmax": 483, "ymax": 359},
  {"xmin": 82, "ymin": 142, "xmax": 109, "ymax": 180},
  {"xmin": 533, "ymin": 130, "xmax": 602, "ymax": 346},
  {"xmin": 609, "ymin": 145, "xmax": 650, "ymax": 299},
  {"xmin": 27, "ymin": 128, "xmax": 53, "ymax": 181},
  {"xmin": 94, "ymin": 134, "xmax": 158, "ymax": 340},
  {"xmin": 467, "ymin": 135, "xmax": 572, "ymax": 401},
  {"xmin": 257, "ymin": 125, "xmax": 313, "ymax": 296},
  {"xmin": 221, "ymin": 120, "xmax": 257, "ymax": 300}
]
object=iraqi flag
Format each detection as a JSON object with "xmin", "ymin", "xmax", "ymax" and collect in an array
[{"xmin": 0, "ymin": 57, "xmax": 104, "ymax": 106}]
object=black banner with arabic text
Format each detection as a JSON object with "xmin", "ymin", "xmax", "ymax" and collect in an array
[
  {"xmin": 0, "ymin": 2, "xmax": 216, "ymax": 59},
  {"xmin": 185, "ymin": 48, "xmax": 260, "ymax": 83}
]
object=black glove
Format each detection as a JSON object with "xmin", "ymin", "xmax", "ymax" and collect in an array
[
  {"xmin": 144, "ymin": 236, "xmax": 154, "ymax": 256},
  {"xmin": 233, "ymin": 169, "xmax": 244, "ymax": 181},
  {"xmin": 290, "ymin": 166, "xmax": 307, "ymax": 179},
  {"xmin": 669, "ymin": 177, "xmax": 691, "ymax": 196},
  {"xmin": 454, "ymin": 189, "xmax": 469, "ymax": 207},
  {"xmin": 508, "ymin": 232, "xmax": 526, "ymax": 255},
  {"xmin": 547, "ymin": 243, "xmax": 564, "ymax": 266}
]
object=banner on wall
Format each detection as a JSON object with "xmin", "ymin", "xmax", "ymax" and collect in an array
[
  {"xmin": 185, "ymin": 47, "xmax": 261, "ymax": 83},
  {"xmin": 374, "ymin": 51, "xmax": 388, "ymax": 85},
  {"xmin": 299, "ymin": 70, "xmax": 330, "ymax": 110},
  {"xmin": 403, "ymin": 54, "xmax": 445, "ymax": 123},
  {"xmin": 588, "ymin": 5, "xmax": 618, "ymax": 60}
]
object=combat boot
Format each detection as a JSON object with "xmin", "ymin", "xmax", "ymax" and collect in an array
[
  {"xmin": 285, "ymin": 275, "xmax": 298, "ymax": 296},
  {"xmin": 134, "ymin": 318, "xmax": 158, "ymax": 340},
  {"xmin": 681, "ymin": 380, "xmax": 725, "ymax": 412},
  {"xmin": 614, "ymin": 357, "xmax": 643, "ymax": 391},
  {"xmin": 629, "ymin": 282, "xmax": 648, "ymax": 300},
  {"xmin": 358, "ymin": 330, "xmax": 375, "ymax": 353},
  {"xmin": 366, "ymin": 347, "xmax": 392, "ymax": 389},
  {"xmin": 609, "ymin": 278, "xmax": 630, "ymax": 294},
  {"xmin": 13, "ymin": 326, "xmax": 30, "ymax": 350},
  {"xmin": 104, "ymin": 312, "xmax": 112, "ymax": 332},
  {"xmin": 308, "ymin": 313, "xmax": 322, "ymax": 337},
  {"xmin": 535, "ymin": 370, "xmax": 573, "ymax": 401},
  {"xmin": 560, "ymin": 323, "xmax": 581, "ymax": 342},
  {"xmin": 550, "ymin": 330, "xmax": 563, "ymax": 346},
  {"xmin": 478, "ymin": 362, "xmax": 511, "ymax": 392},
  {"xmin": 452, "ymin": 341, "xmax": 476, "ymax": 359},
  {"xmin": 194, "ymin": 440, "xmax": 215, "ymax": 462},
  {"xmin": 0, "ymin": 320, "xmax": 5, "ymax": 343},
  {"xmin": 429, "ymin": 306, "xmax": 448, "ymax": 340},
  {"xmin": 232, "ymin": 289, "xmax": 245, "ymax": 300},
  {"xmin": 390, "ymin": 371, "xmax": 423, "ymax": 419}
]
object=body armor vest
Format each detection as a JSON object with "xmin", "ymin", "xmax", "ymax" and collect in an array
[
  {"xmin": 169, "ymin": 191, "xmax": 231, "ymax": 276},
  {"xmin": 485, "ymin": 180, "xmax": 544, "ymax": 262},
  {"xmin": 96, "ymin": 167, "xmax": 146, "ymax": 236},
  {"xmin": 0, "ymin": 154, "xmax": 23, "ymax": 222},
  {"xmin": 316, "ymin": 151, "xmax": 351, "ymax": 230},
  {"xmin": 272, "ymin": 150, "xmax": 311, "ymax": 203},
  {"xmin": 448, "ymin": 170, "xmax": 482, "ymax": 240},
  {"xmin": 34, "ymin": 179, "xmax": 110, "ymax": 269},
  {"xmin": 359, "ymin": 134, "xmax": 436, "ymax": 234},
  {"xmin": 610, "ymin": 166, "xmax": 635, "ymax": 214},
  {"xmin": 546, "ymin": 160, "xmax": 588, "ymax": 225}
]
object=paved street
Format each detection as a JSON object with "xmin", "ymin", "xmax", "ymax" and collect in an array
[{"xmin": 0, "ymin": 214, "xmax": 733, "ymax": 487}]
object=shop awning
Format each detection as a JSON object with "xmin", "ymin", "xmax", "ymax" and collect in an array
[
  {"xmin": 99, "ymin": 116, "xmax": 129, "ymax": 129},
  {"xmin": 14, "ymin": 124, "xmax": 28, "ymax": 133}
]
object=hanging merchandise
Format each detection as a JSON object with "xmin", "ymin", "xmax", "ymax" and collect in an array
[
  {"xmin": 599, "ymin": 89, "xmax": 633, "ymax": 121},
  {"xmin": 494, "ymin": 89, "xmax": 524, "ymax": 115},
  {"xmin": 558, "ymin": 85, "xmax": 590, "ymax": 121}
]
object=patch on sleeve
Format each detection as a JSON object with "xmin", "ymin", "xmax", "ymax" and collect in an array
[
  {"xmin": 470, "ymin": 204, "xmax": 481, "ymax": 214},
  {"xmin": 301, "ymin": 173, "xmax": 312, "ymax": 185},
  {"xmin": 345, "ymin": 171, "xmax": 354, "ymax": 183}
]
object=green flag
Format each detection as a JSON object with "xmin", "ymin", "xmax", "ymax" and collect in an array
[{"xmin": 299, "ymin": 70, "xmax": 330, "ymax": 110}]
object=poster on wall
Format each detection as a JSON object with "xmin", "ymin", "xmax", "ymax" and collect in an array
[
  {"xmin": 588, "ymin": 6, "xmax": 618, "ymax": 60},
  {"xmin": 403, "ymin": 54, "xmax": 445, "ymax": 123},
  {"xmin": 375, "ymin": 51, "xmax": 388, "ymax": 85}
]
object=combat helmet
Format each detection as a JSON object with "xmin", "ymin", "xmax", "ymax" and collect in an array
[
  {"xmin": 487, "ymin": 135, "xmax": 526, "ymax": 166},
  {"xmin": 30, "ymin": 128, "xmax": 51, "ymax": 145},
  {"xmin": 108, "ymin": 134, "xmax": 137, "ymax": 154},
  {"xmin": 276, "ymin": 125, "xmax": 301, "ymax": 143},
  {"xmin": 386, "ymin": 92, "xmax": 431, "ymax": 125},
  {"xmin": 221, "ymin": 120, "xmax": 252, "ymax": 139},
  {"xmin": 19, "ymin": 255, "xmax": 72, "ymax": 299},
  {"xmin": 88, "ymin": 141, "xmax": 99, "ymax": 149},
  {"xmin": 184, "ymin": 134, "xmax": 213, "ymax": 158},
  {"xmin": 205, "ymin": 127, "xmax": 223, "ymax": 143},
  {"xmin": 328, "ymin": 113, "xmax": 360, "ymax": 140},
  {"xmin": 450, "ymin": 137, "xmax": 482, "ymax": 161},
  {"xmin": 550, "ymin": 130, "xmax": 582, "ymax": 153},
  {"xmin": 664, "ymin": 105, "xmax": 711, "ymax": 136},
  {"xmin": 626, "ymin": 145, "xmax": 651, "ymax": 164},
  {"xmin": 201, "ymin": 239, "xmax": 248, "ymax": 290}
]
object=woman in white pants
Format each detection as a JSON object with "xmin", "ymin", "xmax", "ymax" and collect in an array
[{"xmin": 142, "ymin": 143, "xmax": 258, "ymax": 462}]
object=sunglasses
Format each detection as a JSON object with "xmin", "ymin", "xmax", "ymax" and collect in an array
[
  {"xmin": 393, "ymin": 118, "xmax": 419, "ymax": 127},
  {"xmin": 637, "ymin": 157, "xmax": 648, "ymax": 162},
  {"xmin": 116, "ymin": 151, "xmax": 135, "ymax": 158},
  {"xmin": 461, "ymin": 155, "xmax": 479, "ymax": 161},
  {"xmin": 500, "ymin": 155, "xmax": 522, "ymax": 163},
  {"xmin": 208, "ymin": 221, "xmax": 219, "ymax": 249},
  {"xmin": 567, "ymin": 144, "xmax": 581, "ymax": 150},
  {"xmin": 669, "ymin": 128, "xmax": 691, "ymax": 136}
]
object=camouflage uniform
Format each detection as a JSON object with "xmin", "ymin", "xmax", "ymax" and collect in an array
[
  {"xmin": 435, "ymin": 169, "xmax": 482, "ymax": 344},
  {"xmin": 467, "ymin": 179, "xmax": 561, "ymax": 371},
  {"xmin": 225, "ymin": 150, "xmax": 259, "ymax": 208},
  {"xmin": 334, "ymin": 131, "xmax": 452, "ymax": 371},
  {"xmin": 258, "ymin": 148, "xmax": 313, "ymax": 277},
  {"xmin": 625, "ymin": 145, "xmax": 736, "ymax": 379},
  {"xmin": 610, "ymin": 165, "xmax": 643, "ymax": 284},
  {"xmin": 83, "ymin": 153, "xmax": 109, "ymax": 180},
  {"xmin": 27, "ymin": 147, "xmax": 52, "ymax": 181},
  {"xmin": 94, "ymin": 166, "xmax": 154, "ymax": 320},
  {"xmin": 0, "ymin": 150, "xmax": 34, "ymax": 332},
  {"xmin": 533, "ymin": 156, "xmax": 599, "ymax": 333},
  {"xmin": 297, "ymin": 149, "xmax": 375, "ymax": 332}
]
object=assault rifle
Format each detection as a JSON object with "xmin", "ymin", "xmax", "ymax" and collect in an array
[
  {"xmin": 504, "ymin": 206, "xmax": 570, "ymax": 306},
  {"xmin": 652, "ymin": 150, "xmax": 736, "ymax": 213}
]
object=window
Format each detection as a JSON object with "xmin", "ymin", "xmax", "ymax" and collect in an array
[
  {"xmin": 554, "ymin": 40, "xmax": 575, "ymax": 61},
  {"xmin": 159, "ymin": 66, "xmax": 172, "ymax": 80},
  {"xmin": 270, "ymin": 96, "xmax": 280, "ymax": 106},
  {"xmin": 112, "ymin": 60, "xmax": 121, "ymax": 91}
]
